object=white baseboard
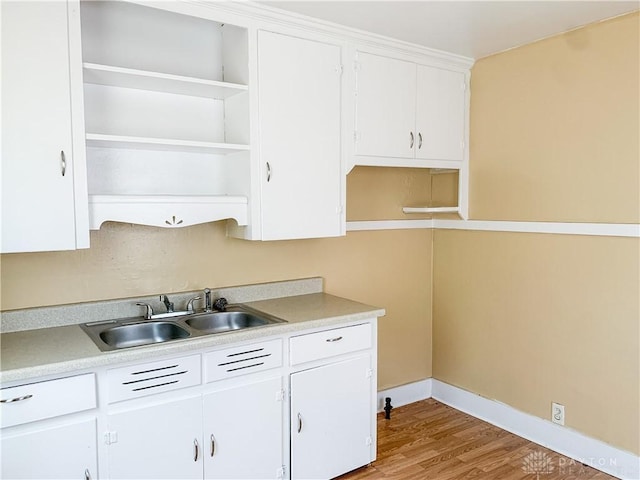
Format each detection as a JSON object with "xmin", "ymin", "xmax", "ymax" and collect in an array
[
  {"xmin": 377, "ymin": 378, "xmax": 432, "ymax": 412},
  {"xmin": 430, "ymin": 379, "xmax": 640, "ymax": 480}
]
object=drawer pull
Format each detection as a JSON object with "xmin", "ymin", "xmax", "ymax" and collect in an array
[
  {"xmin": 210, "ymin": 434, "xmax": 216, "ymax": 457},
  {"xmin": 326, "ymin": 336, "xmax": 343, "ymax": 343},
  {"xmin": 194, "ymin": 439, "xmax": 199, "ymax": 462},
  {"xmin": 0, "ymin": 394, "xmax": 33, "ymax": 403},
  {"xmin": 297, "ymin": 412, "xmax": 303, "ymax": 433}
]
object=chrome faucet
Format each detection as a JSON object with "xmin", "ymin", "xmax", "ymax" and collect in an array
[
  {"xmin": 204, "ymin": 288, "xmax": 213, "ymax": 312},
  {"xmin": 160, "ymin": 294, "xmax": 174, "ymax": 313}
]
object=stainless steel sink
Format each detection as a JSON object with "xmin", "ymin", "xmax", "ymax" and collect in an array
[
  {"xmin": 82, "ymin": 320, "xmax": 191, "ymax": 351},
  {"xmin": 185, "ymin": 310, "xmax": 278, "ymax": 333},
  {"xmin": 81, "ymin": 304, "xmax": 286, "ymax": 351}
]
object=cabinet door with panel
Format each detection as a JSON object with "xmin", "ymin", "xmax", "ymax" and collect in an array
[
  {"xmin": 415, "ymin": 65, "xmax": 466, "ymax": 161},
  {"xmin": 1, "ymin": 0, "xmax": 88, "ymax": 253},
  {"xmin": 290, "ymin": 355, "xmax": 373, "ymax": 480},
  {"xmin": 203, "ymin": 377, "xmax": 284, "ymax": 479},
  {"xmin": 257, "ymin": 30, "xmax": 343, "ymax": 240},
  {"xmin": 1, "ymin": 419, "xmax": 97, "ymax": 480},
  {"xmin": 106, "ymin": 396, "xmax": 203, "ymax": 479},
  {"xmin": 354, "ymin": 52, "xmax": 416, "ymax": 159}
]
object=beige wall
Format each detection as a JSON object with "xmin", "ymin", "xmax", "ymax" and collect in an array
[
  {"xmin": 433, "ymin": 12, "xmax": 640, "ymax": 455},
  {"xmin": 0, "ymin": 222, "xmax": 432, "ymax": 391},
  {"xmin": 470, "ymin": 12, "xmax": 639, "ymax": 223}
]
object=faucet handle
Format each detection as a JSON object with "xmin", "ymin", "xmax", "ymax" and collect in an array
[
  {"xmin": 186, "ymin": 296, "xmax": 202, "ymax": 313},
  {"xmin": 136, "ymin": 302, "xmax": 154, "ymax": 320}
]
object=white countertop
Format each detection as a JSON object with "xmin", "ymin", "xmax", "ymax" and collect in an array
[{"xmin": 1, "ymin": 293, "xmax": 384, "ymax": 384}]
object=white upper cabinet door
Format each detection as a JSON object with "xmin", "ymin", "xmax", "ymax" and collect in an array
[
  {"xmin": 258, "ymin": 31, "xmax": 343, "ymax": 240},
  {"xmin": 415, "ymin": 65, "xmax": 466, "ymax": 162},
  {"xmin": 354, "ymin": 52, "xmax": 416, "ymax": 159},
  {"xmin": 1, "ymin": 0, "xmax": 88, "ymax": 253}
]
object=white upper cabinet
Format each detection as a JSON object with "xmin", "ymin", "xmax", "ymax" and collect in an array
[
  {"xmin": 80, "ymin": 1, "xmax": 250, "ymax": 229},
  {"xmin": 354, "ymin": 51, "xmax": 468, "ymax": 168},
  {"xmin": 1, "ymin": 0, "xmax": 89, "ymax": 253},
  {"xmin": 254, "ymin": 31, "xmax": 343, "ymax": 240}
]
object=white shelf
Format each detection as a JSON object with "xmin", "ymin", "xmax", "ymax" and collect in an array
[
  {"xmin": 86, "ymin": 134, "xmax": 249, "ymax": 155},
  {"xmin": 403, "ymin": 206, "xmax": 459, "ymax": 214},
  {"xmin": 83, "ymin": 63, "xmax": 248, "ymax": 99},
  {"xmin": 88, "ymin": 194, "xmax": 248, "ymax": 229}
]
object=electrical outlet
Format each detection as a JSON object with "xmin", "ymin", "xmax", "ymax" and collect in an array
[{"xmin": 552, "ymin": 402, "xmax": 565, "ymax": 425}]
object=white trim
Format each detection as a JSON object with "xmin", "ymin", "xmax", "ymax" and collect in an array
[
  {"xmin": 377, "ymin": 379, "xmax": 432, "ymax": 412},
  {"xmin": 433, "ymin": 219, "xmax": 640, "ymax": 238},
  {"xmin": 347, "ymin": 220, "xmax": 434, "ymax": 231},
  {"xmin": 346, "ymin": 219, "xmax": 640, "ymax": 238},
  {"xmin": 431, "ymin": 379, "xmax": 640, "ymax": 480}
]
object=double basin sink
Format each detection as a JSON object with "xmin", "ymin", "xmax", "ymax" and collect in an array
[{"xmin": 81, "ymin": 305, "xmax": 286, "ymax": 352}]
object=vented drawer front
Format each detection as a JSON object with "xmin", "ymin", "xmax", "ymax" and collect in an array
[
  {"xmin": 1, "ymin": 374, "xmax": 96, "ymax": 428},
  {"xmin": 205, "ymin": 339, "xmax": 282, "ymax": 383},
  {"xmin": 107, "ymin": 355, "xmax": 201, "ymax": 403},
  {"xmin": 290, "ymin": 323, "xmax": 372, "ymax": 365}
]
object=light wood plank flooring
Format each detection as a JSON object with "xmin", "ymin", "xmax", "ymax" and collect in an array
[{"xmin": 337, "ymin": 399, "xmax": 615, "ymax": 480}]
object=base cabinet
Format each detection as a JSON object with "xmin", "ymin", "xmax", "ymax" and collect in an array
[
  {"xmin": 107, "ymin": 377, "xmax": 284, "ymax": 480},
  {"xmin": 204, "ymin": 377, "xmax": 284, "ymax": 479},
  {"xmin": 290, "ymin": 355, "xmax": 374, "ymax": 480},
  {"xmin": 1, "ymin": 419, "xmax": 97, "ymax": 480},
  {"xmin": 107, "ymin": 396, "xmax": 203, "ymax": 479}
]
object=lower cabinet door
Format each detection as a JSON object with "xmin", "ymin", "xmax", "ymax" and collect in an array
[
  {"xmin": 107, "ymin": 395, "xmax": 203, "ymax": 479},
  {"xmin": 1, "ymin": 418, "xmax": 97, "ymax": 480},
  {"xmin": 290, "ymin": 355, "xmax": 373, "ymax": 480},
  {"xmin": 203, "ymin": 376, "xmax": 284, "ymax": 480}
]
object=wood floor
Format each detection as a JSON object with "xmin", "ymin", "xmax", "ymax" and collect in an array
[{"xmin": 337, "ymin": 399, "xmax": 615, "ymax": 480}]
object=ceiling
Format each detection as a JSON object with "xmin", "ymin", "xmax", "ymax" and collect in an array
[{"xmin": 262, "ymin": 1, "xmax": 639, "ymax": 59}]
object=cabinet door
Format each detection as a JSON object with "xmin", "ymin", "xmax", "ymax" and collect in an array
[
  {"xmin": 1, "ymin": 1, "xmax": 88, "ymax": 253},
  {"xmin": 107, "ymin": 396, "xmax": 203, "ymax": 479},
  {"xmin": 203, "ymin": 377, "xmax": 283, "ymax": 479},
  {"xmin": 291, "ymin": 355, "xmax": 373, "ymax": 480},
  {"xmin": 415, "ymin": 65, "xmax": 466, "ymax": 161},
  {"xmin": 1, "ymin": 418, "xmax": 97, "ymax": 479},
  {"xmin": 258, "ymin": 31, "xmax": 342, "ymax": 240},
  {"xmin": 355, "ymin": 52, "xmax": 416, "ymax": 159}
]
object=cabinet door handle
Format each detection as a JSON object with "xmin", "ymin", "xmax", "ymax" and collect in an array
[
  {"xmin": 193, "ymin": 439, "xmax": 199, "ymax": 462},
  {"xmin": 84, "ymin": 469, "xmax": 91, "ymax": 480},
  {"xmin": 409, "ymin": 132, "xmax": 414, "ymax": 149},
  {"xmin": 297, "ymin": 413, "xmax": 303, "ymax": 433},
  {"xmin": 418, "ymin": 132, "xmax": 423, "ymax": 149},
  {"xmin": 266, "ymin": 162, "xmax": 271, "ymax": 182},
  {"xmin": 60, "ymin": 150, "xmax": 66, "ymax": 177},
  {"xmin": 326, "ymin": 336, "xmax": 343, "ymax": 343},
  {"xmin": 0, "ymin": 394, "xmax": 33, "ymax": 403},
  {"xmin": 210, "ymin": 434, "xmax": 215, "ymax": 457}
]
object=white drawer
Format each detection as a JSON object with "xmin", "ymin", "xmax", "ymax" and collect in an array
[
  {"xmin": 205, "ymin": 339, "xmax": 282, "ymax": 382},
  {"xmin": 108, "ymin": 355, "xmax": 201, "ymax": 403},
  {"xmin": 1, "ymin": 374, "xmax": 96, "ymax": 428},
  {"xmin": 290, "ymin": 323, "xmax": 372, "ymax": 365}
]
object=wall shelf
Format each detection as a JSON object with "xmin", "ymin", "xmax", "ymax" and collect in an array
[
  {"xmin": 83, "ymin": 63, "xmax": 247, "ymax": 99},
  {"xmin": 85, "ymin": 134, "xmax": 249, "ymax": 155},
  {"xmin": 403, "ymin": 206, "xmax": 459, "ymax": 214},
  {"xmin": 88, "ymin": 194, "xmax": 248, "ymax": 229}
]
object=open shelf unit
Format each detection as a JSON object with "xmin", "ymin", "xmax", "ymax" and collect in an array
[{"xmin": 80, "ymin": 1, "xmax": 250, "ymax": 229}]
